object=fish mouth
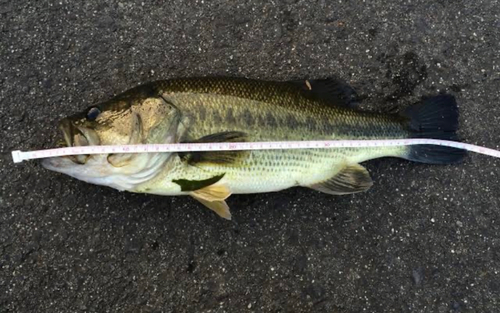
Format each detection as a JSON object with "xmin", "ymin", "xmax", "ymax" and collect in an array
[{"xmin": 57, "ymin": 119, "xmax": 101, "ymax": 164}]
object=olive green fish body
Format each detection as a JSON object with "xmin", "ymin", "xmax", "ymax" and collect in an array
[
  {"xmin": 136, "ymin": 77, "xmax": 410, "ymax": 195},
  {"xmin": 42, "ymin": 76, "xmax": 465, "ymax": 219}
]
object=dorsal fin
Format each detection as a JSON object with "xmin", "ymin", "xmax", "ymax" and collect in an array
[
  {"xmin": 308, "ymin": 163, "xmax": 373, "ymax": 195},
  {"xmin": 289, "ymin": 77, "xmax": 359, "ymax": 108},
  {"xmin": 180, "ymin": 131, "xmax": 249, "ymax": 165}
]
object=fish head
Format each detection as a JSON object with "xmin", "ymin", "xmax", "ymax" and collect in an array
[{"xmin": 42, "ymin": 85, "xmax": 183, "ymax": 190}]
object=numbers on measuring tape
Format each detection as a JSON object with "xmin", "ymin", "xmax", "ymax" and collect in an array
[{"xmin": 11, "ymin": 139, "xmax": 500, "ymax": 163}]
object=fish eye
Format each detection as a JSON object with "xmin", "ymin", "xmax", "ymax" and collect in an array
[{"xmin": 86, "ymin": 107, "xmax": 101, "ymax": 121}]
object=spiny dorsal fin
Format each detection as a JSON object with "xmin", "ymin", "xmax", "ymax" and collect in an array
[
  {"xmin": 190, "ymin": 184, "xmax": 232, "ymax": 220},
  {"xmin": 309, "ymin": 163, "xmax": 373, "ymax": 195},
  {"xmin": 289, "ymin": 77, "xmax": 359, "ymax": 108},
  {"xmin": 180, "ymin": 131, "xmax": 249, "ymax": 165},
  {"xmin": 173, "ymin": 174, "xmax": 225, "ymax": 192}
]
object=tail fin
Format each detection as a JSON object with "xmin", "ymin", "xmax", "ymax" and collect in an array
[{"xmin": 402, "ymin": 94, "xmax": 466, "ymax": 164}]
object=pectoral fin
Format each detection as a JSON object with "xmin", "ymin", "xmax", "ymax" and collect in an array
[
  {"xmin": 309, "ymin": 163, "xmax": 373, "ymax": 195},
  {"xmin": 190, "ymin": 184, "xmax": 232, "ymax": 220},
  {"xmin": 179, "ymin": 131, "xmax": 249, "ymax": 165}
]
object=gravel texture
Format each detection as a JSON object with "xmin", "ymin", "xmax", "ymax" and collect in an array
[{"xmin": 1, "ymin": 1, "xmax": 499, "ymax": 312}]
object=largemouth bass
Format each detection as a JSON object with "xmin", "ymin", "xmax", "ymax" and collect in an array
[{"xmin": 42, "ymin": 77, "xmax": 466, "ymax": 219}]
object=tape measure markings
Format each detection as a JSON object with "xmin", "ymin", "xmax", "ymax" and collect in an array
[{"xmin": 11, "ymin": 139, "xmax": 500, "ymax": 163}]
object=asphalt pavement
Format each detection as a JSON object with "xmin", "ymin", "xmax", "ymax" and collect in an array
[{"xmin": 1, "ymin": 0, "xmax": 499, "ymax": 312}]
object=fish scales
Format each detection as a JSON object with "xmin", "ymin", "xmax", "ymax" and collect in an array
[
  {"xmin": 145, "ymin": 78, "xmax": 409, "ymax": 193},
  {"xmin": 42, "ymin": 76, "xmax": 465, "ymax": 219}
]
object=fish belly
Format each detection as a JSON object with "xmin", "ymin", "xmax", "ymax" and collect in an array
[{"xmin": 199, "ymin": 145, "xmax": 407, "ymax": 194}]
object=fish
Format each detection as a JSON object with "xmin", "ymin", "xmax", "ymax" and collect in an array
[{"xmin": 42, "ymin": 76, "xmax": 466, "ymax": 220}]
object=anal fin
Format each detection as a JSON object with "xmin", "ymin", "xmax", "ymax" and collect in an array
[{"xmin": 309, "ymin": 163, "xmax": 373, "ymax": 195}]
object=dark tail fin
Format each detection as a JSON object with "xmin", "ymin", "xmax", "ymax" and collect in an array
[{"xmin": 402, "ymin": 94, "xmax": 466, "ymax": 164}]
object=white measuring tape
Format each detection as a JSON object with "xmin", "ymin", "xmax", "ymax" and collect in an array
[{"xmin": 11, "ymin": 139, "xmax": 500, "ymax": 163}]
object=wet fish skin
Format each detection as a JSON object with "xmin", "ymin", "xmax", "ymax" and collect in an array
[
  {"xmin": 140, "ymin": 77, "xmax": 409, "ymax": 194},
  {"xmin": 42, "ymin": 77, "xmax": 465, "ymax": 219}
]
